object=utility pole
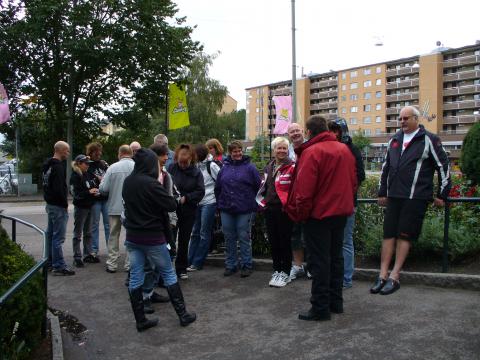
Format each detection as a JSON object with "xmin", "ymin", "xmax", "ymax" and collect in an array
[{"xmin": 291, "ymin": 0, "xmax": 297, "ymax": 123}]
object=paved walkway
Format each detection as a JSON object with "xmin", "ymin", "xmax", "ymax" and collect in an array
[{"xmin": 2, "ymin": 202, "xmax": 480, "ymax": 359}]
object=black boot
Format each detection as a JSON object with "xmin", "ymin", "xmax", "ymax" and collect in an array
[
  {"xmin": 124, "ymin": 271, "xmax": 130, "ymax": 287},
  {"xmin": 129, "ymin": 288, "xmax": 158, "ymax": 332},
  {"xmin": 143, "ymin": 297, "xmax": 155, "ymax": 314},
  {"xmin": 150, "ymin": 291, "xmax": 169, "ymax": 303},
  {"xmin": 167, "ymin": 282, "xmax": 196, "ymax": 327}
]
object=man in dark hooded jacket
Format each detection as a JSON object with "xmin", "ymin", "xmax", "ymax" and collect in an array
[{"xmin": 122, "ymin": 148, "xmax": 196, "ymax": 332}]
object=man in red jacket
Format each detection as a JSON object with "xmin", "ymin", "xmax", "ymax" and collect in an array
[{"xmin": 286, "ymin": 115, "xmax": 357, "ymax": 321}]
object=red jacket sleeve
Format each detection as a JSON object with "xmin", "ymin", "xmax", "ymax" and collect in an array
[{"xmin": 294, "ymin": 149, "xmax": 319, "ymax": 222}]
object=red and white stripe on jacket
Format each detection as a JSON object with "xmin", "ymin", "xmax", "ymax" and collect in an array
[{"xmin": 256, "ymin": 162, "xmax": 295, "ymax": 207}]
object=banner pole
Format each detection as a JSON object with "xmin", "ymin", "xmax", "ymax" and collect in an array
[{"xmin": 165, "ymin": 83, "xmax": 169, "ymax": 136}]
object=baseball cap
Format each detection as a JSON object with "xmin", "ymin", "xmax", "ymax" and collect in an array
[{"xmin": 74, "ymin": 154, "xmax": 93, "ymax": 163}]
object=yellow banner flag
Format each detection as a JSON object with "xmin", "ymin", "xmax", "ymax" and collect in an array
[{"xmin": 168, "ymin": 83, "xmax": 190, "ymax": 130}]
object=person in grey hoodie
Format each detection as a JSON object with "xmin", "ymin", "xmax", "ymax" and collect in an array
[
  {"xmin": 99, "ymin": 145, "xmax": 135, "ymax": 273},
  {"xmin": 187, "ymin": 144, "xmax": 221, "ymax": 271}
]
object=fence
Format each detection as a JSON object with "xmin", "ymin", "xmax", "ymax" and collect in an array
[
  {"xmin": 0, "ymin": 214, "xmax": 48, "ymax": 338},
  {"xmin": 357, "ymin": 197, "xmax": 480, "ymax": 273}
]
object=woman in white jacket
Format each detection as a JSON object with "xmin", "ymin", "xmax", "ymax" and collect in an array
[{"xmin": 187, "ymin": 144, "xmax": 221, "ymax": 271}]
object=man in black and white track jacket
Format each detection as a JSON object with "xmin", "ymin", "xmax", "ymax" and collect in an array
[{"xmin": 370, "ymin": 106, "xmax": 451, "ymax": 296}]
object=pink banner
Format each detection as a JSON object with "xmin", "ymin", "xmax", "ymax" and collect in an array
[
  {"xmin": 272, "ymin": 95, "xmax": 292, "ymax": 135},
  {"xmin": 0, "ymin": 82, "xmax": 11, "ymax": 124}
]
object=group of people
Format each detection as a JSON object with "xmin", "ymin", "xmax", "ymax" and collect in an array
[{"xmin": 42, "ymin": 105, "xmax": 451, "ymax": 330}]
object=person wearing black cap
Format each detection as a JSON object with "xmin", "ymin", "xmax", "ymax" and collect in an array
[
  {"xmin": 70, "ymin": 154, "xmax": 100, "ymax": 267},
  {"xmin": 328, "ymin": 119, "xmax": 365, "ymax": 289}
]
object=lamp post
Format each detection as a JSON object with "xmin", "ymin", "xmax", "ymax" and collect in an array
[{"xmin": 291, "ymin": 0, "xmax": 297, "ymax": 123}]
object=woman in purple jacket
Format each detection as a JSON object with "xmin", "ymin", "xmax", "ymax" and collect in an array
[{"xmin": 214, "ymin": 140, "xmax": 261, "ymax": 278}]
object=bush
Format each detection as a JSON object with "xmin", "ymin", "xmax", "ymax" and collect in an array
[
  {"xmin": 0, "ymin": 224, "xmax": 46, "ymax": 359},
  {"xmin": 460, "ymin": 122, "xmax": 480, "ymax": 185}
]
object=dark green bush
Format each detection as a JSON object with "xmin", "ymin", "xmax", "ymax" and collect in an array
[
  {"xmin": 460, "ymin": 122, "xmax": 480, "ymax": 185},
  {"xmin": 0, "ymin": 224, "xmax": 46, "ymax": 359}
]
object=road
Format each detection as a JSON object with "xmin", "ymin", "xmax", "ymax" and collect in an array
[{"xmin": 2, "ymin": 202, "xmax": 480, "ymax": 360}]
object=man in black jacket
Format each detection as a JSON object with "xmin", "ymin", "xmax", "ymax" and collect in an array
[
  {"xmin": 43, "ymin": 141, "xmax": 75, "ymax": 275},
  {"xmin": 329, "ymin": 119, "xmax": 365, "ymax": 289},
  {"xmin": 371, "ymin": 106, "xmax": 451, "ymax": 295}
]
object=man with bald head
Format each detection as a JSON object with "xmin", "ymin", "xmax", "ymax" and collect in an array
[
  {"xmin": 371, "ymin": 106, "xmax": 451, "ymax": 295},
  {"xmin": 43, "ymin": 141, "xmax": 75, "ymax": 275},
  {"xmin": 130, "ymin": 141, "xmax": 141, "ymax": 155},
  {"xmin": 153, "ymin": 133, "xmax": 174, "ymax": 169},
  {"xmin": 100, "ymin": 145, "xmax": 135, "ymax": 273}
]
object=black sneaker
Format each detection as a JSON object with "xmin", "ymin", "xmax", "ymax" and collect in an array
[
  {"xmin": 223, "ymin": 268, "xmax": 236, "ymax": 277},
  {"xmin": 105, "ymin": 268, "xmax": 116, "ymax": 273},
  {"xmin": 83, "ymin": 255, "xmax": 95, "ymax": 263},
  {"xmin": 91, "ymin": 255, "xmax": 100, "ymax": 263},
  {"xmin": 52, "ymin": 267, "xmax": 75, "ymax": 276},
  {"xmin": 73, "ymin": 259, "xmax": 84, "ymax": 268},
  {"xmin": 240, "ymin": 268, "xmax": 253, "ymax": 278}
]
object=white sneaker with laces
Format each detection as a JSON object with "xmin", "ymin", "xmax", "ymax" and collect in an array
[
  {"xmin": 273, "ymin": 272, "xmax": 287, "ymax": 287},
  {"xmin": 186, "ymin": 265, "xmax": 198, "ymax": 272},
  {"xmin": 269, "ymin": 271, "xmax": 280, "ymax": 287},
  {"xmin": 280, "ymin": 271, "xmax": 291, "ymax": 285},
  {"xmin": 289, "ymin": 265, "xmax": 305, "ymax": 280}
]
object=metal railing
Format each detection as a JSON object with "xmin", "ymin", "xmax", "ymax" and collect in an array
[
  {"xmin": 0, "ymin": 214, "xmax": 48, "ymax": 338},
  {"xmin": 358, "ymin": 197, "xmax": 480, "ymax": 273}
]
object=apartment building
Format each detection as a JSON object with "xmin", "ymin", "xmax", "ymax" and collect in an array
[{"xmin": 245, "ymin": 42, "xmax": 480, "ymax": 161}]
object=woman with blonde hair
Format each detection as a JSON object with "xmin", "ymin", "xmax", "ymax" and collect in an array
[
  {"xmin": 69, "ymin": 154, "xmax": 100, "ymax": 267},
  {"xmin": 206, "ymin": 138, "xmax": 224, "ymax": 163}
]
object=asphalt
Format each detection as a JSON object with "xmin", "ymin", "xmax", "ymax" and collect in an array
[{"xmin": 2, "ymin": 202, "xmax": 480, "ymax": 360}]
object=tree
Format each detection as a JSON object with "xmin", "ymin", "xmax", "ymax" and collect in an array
[
  {"xmin": 0, "ymin": 0, "xmax": 200, "ymax": 161},
  {"xmin": 352, "ymin": 129, "xmax": 372, "ymax": 151},
  {"xmin": 460, "ymin": 122, "xmax": 480, "ymax": 185}
]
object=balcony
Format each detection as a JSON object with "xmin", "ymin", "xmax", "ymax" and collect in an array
[
  {"xmin": 386, "ymin": 107, "xmax": 401, "ymax": 115},
  {"xmin": 270, "ymin": 87, "xmax": 291, "ymax": 96},
  {"xmin": 443, "ymin": 84, "xmax": 480, "ymax": 96},
  {"xmin": 386, "ymin": 92, "xmax": 419, "ymax": 102},
  {"xmin": 443, "ymin": 70, "xmax": 480, "ymax": 83},
  {"xmin": 443, "ymin": 99, "xmax": 480, "ymax": 111},
  {"xmin": 385, "ymin": 66, "xmax": 420, "ymax": 77},
  {"xmin": 310, "ymin": 79, "xmax": 338, "ymax": 89},
  {"xmin": 442, "ymin": 114, "xmax": 480, "ymax": 124},
  {"xmin": 443, "ymin": 54, "xmax": 480, "ymax": 68},
  {"xmin": 386, "ymin": 120, "xmax": 400, "ymax": 127},
  {"xmin": 385, "ymin": 78, "xmax": 419, "ymax": 90},
  {"xmin": 310, "ymin": 90, "xmax": 338, "ymax": 100},
  {"xmin": 310, "ymin": 101, "xmax": 338, "ymax": 111}
]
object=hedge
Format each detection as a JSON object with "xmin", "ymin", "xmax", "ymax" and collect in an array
[{"xmin": 0, "ymin": 224, "xmax": 46, "ymax": 359}]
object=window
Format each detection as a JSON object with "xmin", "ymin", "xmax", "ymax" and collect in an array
[
  {"xmin": 364, "ymin": 129, "xmax": 371, "ymax": 136},
  {"xmin": 364, "ymin": 68, "xmax": 371, "ymax": 75},
  {"xmin": 475, "ymin": 50, "xmax": 480, "ymax": 55},
  {"xmin": 375, "ymin": 128, "xmax": 382, "ymax": 135},
  {"xmin": 376, "ymin": 79, "xmax": 382, "ymax": 86},
  {"xmin": 363, "ymin": 116, "xmax": 371, "ymax": 124},
  {"xmin": 350, "ymin": 71, "xmax": 358, "ymax": 78},
  {"xmin": 474, "ymin": 79, "xmax": 480, "ymax": 85},
  {"xmin": 376, "ymin": 91, "xmax": 382, "ymax": 98},
  {"xmin": 350, "ymin": 94, "xmax": 358, "ymax": 101},
  {"xmin": 256, "ymin": 108, "xmax": 259, "ymax": 113},
  {"xmin": 364, "ymin": 104, "xmax": 371, "ymax": 112},
  {"xmin": 341, "ymin": 95, "xmax": 346, "ymax": 101},
  {"xmin": 342, "ymin": 72, "xmax": 346, "ymax": 80},
  {"xmin": 364, "ymin": 92, "xmax": 371, "ymax": 100},
  {"xmin": 376, "ymin": 66, "xmax": 382, "ymax": 74},
  {"xmin": 376, "ymin": 116, "xmax": 382, "ymax": 123},
  {"xmin": 350, "ymin": 117, "xmax": 357, "ymax": 125},
  {"xmin": 341, "ymin": 107, "xmax": 347, "ymax": 114},
  {"xmin": 376, "ymin": 103, "xmax": 382, "ymax": 110},
  {"xmin": 350, "ymin": 82, "xmax": 358, "ymax": 89},
  {"xmin": 364, "ymin": 80, "xmax": 372, "ymax": 87},
  {"xmin": 350, "ymin": 106, "xmax": 358, "ymax": 113},
  {"xmin": 341, "ymin": 84, "xmax": 347, "ymax": 91}
]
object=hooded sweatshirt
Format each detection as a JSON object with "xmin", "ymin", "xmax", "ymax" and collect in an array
[
  {"xmin": 42, "ymin": 158, "xmax": 68, "ymax": 208},
  {"xmin": 167, "ymin": 162, "xmax": 205, "ymax": 208},
  {"xmin": 122, "ymin": 149, "xmax": 177, "ymax": 245}
]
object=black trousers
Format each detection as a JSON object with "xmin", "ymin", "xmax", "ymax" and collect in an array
[
  {"xmin": 265, "ymin": 208, "xmax": 294, "ymax": 274},
  {"xmin": 175, "ymin": 204, "xmax": 197, "ymax": 273},
  {"xmin": 304, "ymin": 216, "xmax": 347, "ymax": 314}
]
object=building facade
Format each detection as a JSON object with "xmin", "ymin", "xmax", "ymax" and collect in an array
[{"xmin": 245, "ymin": 42, "xmax": 480, "ymax": 161}]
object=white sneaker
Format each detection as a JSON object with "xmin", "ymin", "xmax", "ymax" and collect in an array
[
  {"xmin": 289, "ymin": 265, "xmax": 305, "ymax": 280},
  {"xmin": 280, "ymin": 271, "xmax": 291, "ymax": 285},
  {"xmin": 272, "ymin": 272, "xmax": 289, "ymax": 288},
  {"xmin": 186, "ymin": 265, "xmax": 198, "ymax": 272},
  {"xmin": 269, "ymin": 271, "xmax": 280, "ymax": 287},
  {"xmin": 307, "ymin": 270, "xmax": 312, "ymax": 279}
]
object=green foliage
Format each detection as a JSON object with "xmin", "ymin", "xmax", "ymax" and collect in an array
[
  {"xmin": 0, "ymin": 224, "xmax": 46, "ymax": 359},
  {"xmin": 460, "ymin": 122, "xmax": 480, "ymax": 185},
  {"xmin": 0, "ymin": 0, "xmax": 200, "ymax": 155},
  {"xmin": 249, "ymin": 135, "xmax": 270, "ymax": 171},
  {"xmin": 352, "ymin": 129, "xmax": 371, "ymax": 152}
]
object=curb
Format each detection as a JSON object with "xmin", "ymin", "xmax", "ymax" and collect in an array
[
  {"xmin": 205, "ymin": 256, "xmax": 480, "ymax": 291},
  {"xmin": 47, "ymin": 310, "xmax": 64, "ymax": 360}
]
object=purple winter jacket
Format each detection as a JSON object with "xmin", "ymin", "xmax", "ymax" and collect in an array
[{"xmin": 214, "ymin": 155, "xmax": 261, "ymax": 214}]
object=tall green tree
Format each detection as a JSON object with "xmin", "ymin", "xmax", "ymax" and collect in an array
[
  {"xmin": 460, "ymin": 122, "xmax": 480, "ymax": 185},
  {"xmin": 0, "ymin": 0, "xmax": 200, "ymax": 159}
]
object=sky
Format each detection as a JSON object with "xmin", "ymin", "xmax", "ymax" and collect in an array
[{"xmin": 174, "ymin": 0, "xmax": 480, "ymax": 109}]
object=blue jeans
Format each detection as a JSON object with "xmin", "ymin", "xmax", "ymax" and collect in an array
[
  {"xmin": 188, "ymin": 203, "xmax": 217, "ymax": 268},
  {"xmin": 125, "ymin": 241, "xmax": 177, "ymax": 292},
  {"xmin": 45, "ymin": 204, "xmax": 69, "ymax": 270},
  {"xmin": 91, "ymin": 200, "xmax": 110, "ymax": 254},
  {"xmin": 343, "ymin": 209, "xmax": 356, "ymax": 287},
  {"xmin": 221, "ymin": 212, "xmax": 254, "ymax": 270}
]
